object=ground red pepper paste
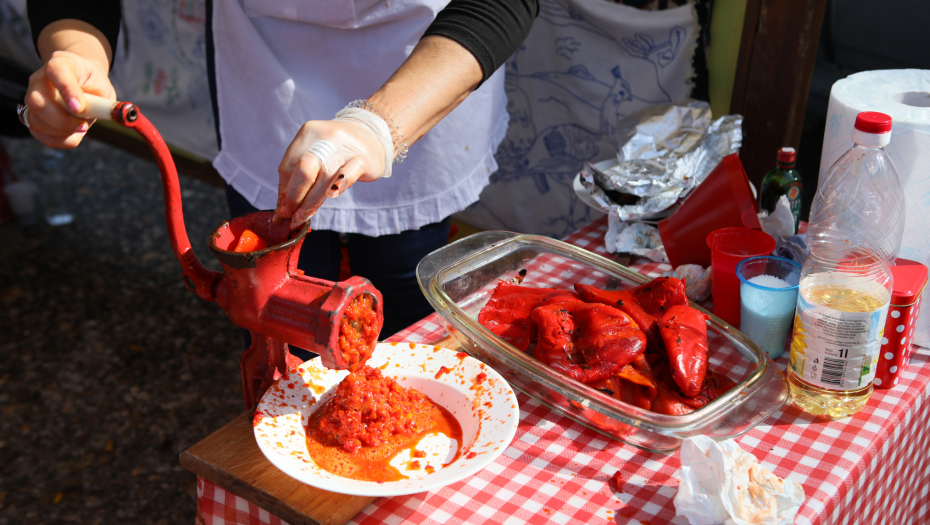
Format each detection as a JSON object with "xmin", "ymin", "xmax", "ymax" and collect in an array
[
  {"xmin": 338, "ymin": 293, "xmax": 379, "ymax": 371},
  {"xmin": 305, "ymin": 366, "xmax": 462, "ymax": 482}
]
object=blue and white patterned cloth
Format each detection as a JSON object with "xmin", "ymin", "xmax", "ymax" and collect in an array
[{"xmin": 454, "ymin": 0, "xmax": 698, "ymax": 238}]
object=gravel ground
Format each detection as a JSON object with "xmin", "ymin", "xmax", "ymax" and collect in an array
[{"xmin": 1, "ymin": 136, "xmax": 245, "ymax": 524}]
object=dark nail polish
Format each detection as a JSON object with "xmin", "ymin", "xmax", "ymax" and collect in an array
[
  {"xmin": 331, "ymin": 184, "xmax": 339, "ymax": 191},
  {"xmin": 338, "ymin": 174, "xmax": 345, "ymax": 179}
]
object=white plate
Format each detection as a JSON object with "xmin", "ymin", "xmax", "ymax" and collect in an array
[
  {"xmin": 253, "ymin": 342, "xmax": 519, "ymax": 496},
  {"xmin": 573, "ymin": 172, "xmax": 604, "ymax": 211}
]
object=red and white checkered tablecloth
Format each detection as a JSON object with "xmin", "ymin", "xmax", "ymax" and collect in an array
[{"xmin": 197, "ymin": 217, "xmax": 930, "ymax": 525}]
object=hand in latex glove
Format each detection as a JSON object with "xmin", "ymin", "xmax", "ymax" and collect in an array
[
  {"xmin": 25, "ymin": 50, "xmax": 117, "ymax": 149},
  {"xmin": 276, "ymin": 108, "xmax": 395, "ymax": 228}
]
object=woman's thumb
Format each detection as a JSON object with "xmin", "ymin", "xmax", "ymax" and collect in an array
[{"xmin": 44, "ymin": 54, "xmax": 86, "ymax": 114}]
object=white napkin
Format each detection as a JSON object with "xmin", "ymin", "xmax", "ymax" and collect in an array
[
  {"xmin": 758, "ymin": 195, "xmax": 796, "ymax": 243},
  {"xmin": 674, "ymin": 436, "xmax": 804, "ymax": 525}
]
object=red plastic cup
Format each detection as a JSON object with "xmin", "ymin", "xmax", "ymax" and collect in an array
[
  {"xmin": 707, "ymin": 227, "xmax": 776, "ymax": 326},
  {"xmin": 659, "ymin": 154, "xmax": 761, "ymax": 268}
]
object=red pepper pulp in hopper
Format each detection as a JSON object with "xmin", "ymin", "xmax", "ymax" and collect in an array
[{"xmin": 233, "ymin": 229, "xmax": 268, "ymax": 252}]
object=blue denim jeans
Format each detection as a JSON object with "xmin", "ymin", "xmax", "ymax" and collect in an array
[{"xmin": 225, "ymin": 185, "xmax": 450, "ymax": 358}]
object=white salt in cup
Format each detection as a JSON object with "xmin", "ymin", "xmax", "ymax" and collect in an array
[
  {"xmin": 736, "ymin": 256, "xmax": 802, "ymax": 359},
  {"xmin": 2, "ymin": 180, "xmax": 39, "ymax": 226}
]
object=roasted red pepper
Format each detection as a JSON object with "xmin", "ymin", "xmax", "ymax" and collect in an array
[
  {"xmin": 678, "ymin": 369, "xmax": 738, "ymax": 410},
  {"xmin": 657, "ymin": 305, "xmax": 709, "ymax": 397},
  {"xmin": 233, "ymin": 229, "xmax": 268, "ymax": 252},
  {"xmin": 649, "ymin": 361, "xmax": 736, "ymax": 414},
  {"xmin": 532, "ymin": 301, "xmax": 646, "ymax": 383},
  {"xmin": 588, "ymin": 355, "xmax": 658, "ymax": 410},
  {"xmin": 651, "ymin": 377, "xmax": 696, "ymax": 415},
  {"xmin": 574, "ymin": 277, "xmax": 688, "ymax": 352},
  {"xmin": 575, "ymin": 276, "xmax": 688, "ymax": 315},
  {"xmin": 477, "ymin": 281, "xmax": 577, "ymax": 351},
  {"xmin": 616, "ymin": 355, "xmax": 658, "ymax": 399},
  {"xmin": 477, "ymin": 275, "xmax": 735, "ymax": 417}
]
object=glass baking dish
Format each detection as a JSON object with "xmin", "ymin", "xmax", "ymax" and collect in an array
[{"xmin": 417, "ymin": 231, "xmax": 788, "ymax": 453}]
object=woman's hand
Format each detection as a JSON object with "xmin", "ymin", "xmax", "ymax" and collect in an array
[
  {"xmin": 26, "ymin": 20, "xmax": 117, "ymax": 149},
  {"xmin": 274, "ymin": 35, "xmax": 483, "ymax": 228},
  {"xmin": 275, "ymin": 110, "xmax": 393, "ymax": 228}
]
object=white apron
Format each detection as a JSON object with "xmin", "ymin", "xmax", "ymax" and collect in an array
[{"xmin": 211, "ymin": 0, "xmax": 509, "ymax": 236}]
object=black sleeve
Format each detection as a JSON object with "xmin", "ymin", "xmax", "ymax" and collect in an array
[
  {"xmin": 423, "ymin": 0, "xmax": 539, "ymax": 84},
  {"xmin": 28, "ymin": 0, "xmax": 122, "ymax": 60}
]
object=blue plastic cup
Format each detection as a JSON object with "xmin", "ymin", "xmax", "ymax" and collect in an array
[{"xmin": 736, "ymin": 256, "xmax": 802, "ymax": 359}]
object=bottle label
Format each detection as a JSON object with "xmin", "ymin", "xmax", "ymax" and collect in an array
[
  {"xmin": 789, "ymin": 295, "xmax": 888, "ymax": 390},
  {"xmin": 786, "ymin": 181, "xmax": 802, "ymax": 202},
  {"xmin": 787, "ymin": 181, "xmax": 802, "ymax": 224}
]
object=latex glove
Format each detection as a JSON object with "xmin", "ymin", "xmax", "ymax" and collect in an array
[
  {"xmin": 276, "ymin": 108, "xmax": 395, "ymax": 228},
  {"xmin": 25, "ymin": 50, "xmax": 117, "ymax": 149}
]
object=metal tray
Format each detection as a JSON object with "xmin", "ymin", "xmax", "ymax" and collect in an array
[{"xmin": 417, "ymin": 231, "xmax": 788, "ymax": 453}]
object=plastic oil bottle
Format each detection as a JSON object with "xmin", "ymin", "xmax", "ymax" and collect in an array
[{"xmin": 787, "ymin": 112, "xmax": 905, "ymax": 418}]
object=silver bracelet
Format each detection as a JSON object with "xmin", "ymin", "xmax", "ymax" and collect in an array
[{"xmin": 345, "ymin": 99, "xmax": 408, "ymax": 164}]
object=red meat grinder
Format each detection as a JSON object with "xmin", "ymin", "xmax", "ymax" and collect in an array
[{"xmin": 81, "ymin": 97, "xmax": 383, "ymax": 410}]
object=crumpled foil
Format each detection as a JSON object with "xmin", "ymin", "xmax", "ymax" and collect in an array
[
  {"xmin": 580, "ymin": 100, "xmax": 743, "ymax": 221},
  {"xmin": 605, "ymin": 215, "xmax": 667, "ymax": 263}
]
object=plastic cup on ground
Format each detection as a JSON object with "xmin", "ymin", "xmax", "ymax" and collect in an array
[
  {"xmin": 2, "ymin": 180, "xmax": 39, "ymax": 226},
  {"xmin": 706, "ymin": 227, "xmax": 776, "ymax": 326},
  {"xmin": 42, "ymin": 172, "xmax": 74, "ymax": 226},
  {"xmin": 39, "ymin": 148, "xmax": 74, "ymax": 226},
  {"xmin": 736, "ymin": 256, "xmax": 801, "ymax": 359}
]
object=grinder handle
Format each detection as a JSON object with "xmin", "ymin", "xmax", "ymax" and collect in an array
[{"xmin": 61, "ymin": 92, "xmax": 117, "ymax": 121}]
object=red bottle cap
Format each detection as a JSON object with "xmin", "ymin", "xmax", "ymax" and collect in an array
[
  {"xmin": 891, "ymin": 258, "xmax": 929, "ymax": 306},
  {"xmin": 855, "ymin": 112, "xmax": 893, "ymax": 134},
  {"xmin": 776, "ymin": 147, "xmax": 796, "ymax": 164}
]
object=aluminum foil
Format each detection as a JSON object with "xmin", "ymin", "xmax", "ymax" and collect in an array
[{"xmin": 579, "ymin": 100, "xmax": 743, "ymax": 221}]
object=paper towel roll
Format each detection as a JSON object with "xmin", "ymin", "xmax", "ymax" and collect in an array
[{"xmin": 821, "ymin": 69, "xmax": 930, "ymax": 348}]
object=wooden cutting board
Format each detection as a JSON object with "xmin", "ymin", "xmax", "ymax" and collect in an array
[{"xmin": 180, "ymin": 412, "xmax": 376, "ymax": 525}]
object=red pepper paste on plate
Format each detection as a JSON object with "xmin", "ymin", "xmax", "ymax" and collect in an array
[
  {"xmin": 338, "ymin": 293, "xmax": 380, "ymax": 371},
  {"xmin": 305, "ymin": 365, "xmax": 462, "ymax": 482}
]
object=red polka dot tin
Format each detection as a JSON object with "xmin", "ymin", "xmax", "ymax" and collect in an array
[{"xmin": 875, "ymin": 258, "xmax": 928, "ymax": 389}]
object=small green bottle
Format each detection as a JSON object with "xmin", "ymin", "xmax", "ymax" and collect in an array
[{"xmin": 760, "ymin": 147, "xmax": 803, "ymax": 234}]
